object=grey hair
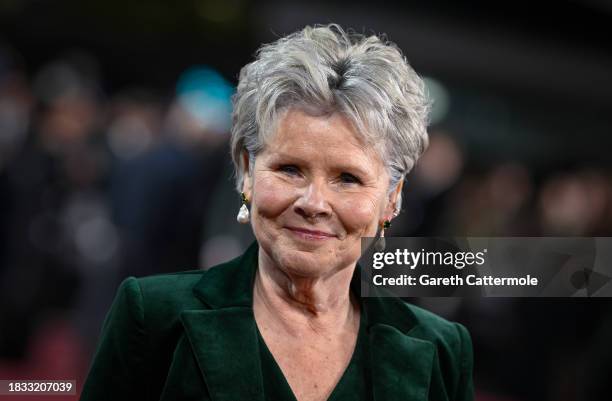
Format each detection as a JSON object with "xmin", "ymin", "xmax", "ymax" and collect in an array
[{"xmin": 230, "ymin": 23, "xmax": 430, "ymax": 214}]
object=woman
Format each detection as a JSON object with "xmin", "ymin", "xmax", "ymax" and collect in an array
[{"xmin": 81, "ymin": 24, "xmax": 474, "ymax": 401}]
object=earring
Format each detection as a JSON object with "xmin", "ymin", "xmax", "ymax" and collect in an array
[
  {"xmin": 375, "ymin": 220, "xmax": 391, "ymax": 251},
  {"xmin": 236, "ymin": 192, "xmax": 250, "ymax": 224}
]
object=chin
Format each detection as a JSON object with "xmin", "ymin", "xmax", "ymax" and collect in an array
[
  {"xmin": 273, "ymin": 247, "xmax": 333, "ymax": 277},
  {"xmin": 274, "ymin": 242, "xmax": 359, "ymax": 279}
]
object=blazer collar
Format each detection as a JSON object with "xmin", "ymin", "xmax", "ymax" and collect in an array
[
  {"xmin": 192, "ymin": 240, "xmax": 259, "ymax": 309},
  {"xmin": 192, "ymin": 240, "xmax": 420, "ymax": 330},
  {"xmin": 184, "ymin": 241, "xmax": 435, "ymax": 401}
]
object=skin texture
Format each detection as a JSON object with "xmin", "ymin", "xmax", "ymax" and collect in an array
[{"xmin": 244, "ymin": 108, "xmax": 403, "ymax": 401}]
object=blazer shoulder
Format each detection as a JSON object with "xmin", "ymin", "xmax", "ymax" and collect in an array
[
  {"xmin": 403, "ymin": 301, "xmax": 465, "ymax": 342},
  {"xmin": 401, "ymin": 301, "xmax": 474, "ymax": 400},
  {"xmin": 388, "ymin": 299, "xmax": 471, "ymax": 363},
  {"xmin": 82, "ymin": 270, "xmax": 207, "ymax": 400},
  {"xmin": 133, "ymin": 269, "xmax": 203, "ymax": 301},
  {"xmin": 113, "ymin": 270, "xmax": 206, "ymax": 335},
  {"xmin": 135, "ymin": 269, "xmax": 205, "ymax": 295}
]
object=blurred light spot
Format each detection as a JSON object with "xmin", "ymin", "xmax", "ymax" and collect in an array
[
  {"xmin": 415, "ymin": 132, "xmax": 463, "ymax": 196},
  {"xmin": 176, "ymin": 66, "xmax": 233, "ymax": 134},
  {"xmin": 539, "ymin": 171, "xmax": 607, "ymax": 235},
  {"xmin": 75, "ymin": 216, "xmax": 118, "ymax": 264},
  {"xmin": 108, "ymin": 115, "xmax": 153, "ymax": 160},
  {"xmin": 64, "ymin": 195, "xmax": 119, "ymax": 265},
  {"xmin": 424, "ymin": 76, "xmax": 450, "ymax": 125}
]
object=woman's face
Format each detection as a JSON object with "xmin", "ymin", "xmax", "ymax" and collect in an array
[{"xmin": 243, "ymin": 108, "xmax": 402, "ymax": 278}]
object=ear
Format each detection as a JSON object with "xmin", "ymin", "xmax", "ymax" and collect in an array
[
  {"xmin": 383, "ymin": 179, "xmax": 404, "ymax": 221},
  {"xmin": 241, "ymin": 150, "xmax": 253, "ymax": 200}
]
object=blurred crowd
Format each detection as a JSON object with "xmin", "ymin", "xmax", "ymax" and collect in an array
[
  {"xmin": 0, "ymin": 45, "xmax": 611, "ymax": 401},
  {"xmin": 0, "ymin": 47, "xmax": 255, "ymax": 398}
]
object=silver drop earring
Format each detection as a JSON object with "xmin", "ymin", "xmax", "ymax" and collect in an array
[{"xmin": 236, "ymin": 192, "xmax": 250, "ymax": 224}]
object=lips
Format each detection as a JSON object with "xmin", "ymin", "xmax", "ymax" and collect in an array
[{"xmin": 285, "ymin": 226, "xmax": 336, "ymax": 239}]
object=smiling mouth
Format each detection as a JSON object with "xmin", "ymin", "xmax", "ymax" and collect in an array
[{"xmin": 285, "ymin": 226, "xmax": 336, "ymax": 240}]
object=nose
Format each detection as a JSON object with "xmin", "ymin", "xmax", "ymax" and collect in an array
[{"xmin": 293, "ymin": 179, "xmax": 332, "ymax": 220}]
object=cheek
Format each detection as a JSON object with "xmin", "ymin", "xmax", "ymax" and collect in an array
[
  {"xmin": 339, "ymin": 192, "xmax": 384, "ymax": 234},
  {"xmin": 252, "ymin": 175, "xmax": 295, "ymax": 218}
]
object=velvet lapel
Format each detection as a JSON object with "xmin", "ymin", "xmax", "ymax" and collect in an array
[
  {"xmin": 182, "ymin": 242, "xmax": 435, "ymax": 401},
  {"xmin": 181, "ymin": 308, "xmax": 264, "ymax": 401},
  {"xmin": 354, "ymin": 268, "xmax": 436, "ymax": 401},
  {"xmin": 368, "ymin": 324, "xmax": 435, "ymax": 400},
  {"xmin": 181, "ymin": 242, "xmax": 264, "ymax": 401}
]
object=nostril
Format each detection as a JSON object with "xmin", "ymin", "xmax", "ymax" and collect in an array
[
  {"xmin": 294, "ymin": 207, "xmax": 330, "ymax": 222},
  {"xmin": 294, "ymin": 205, "xmax": 314, "ymax": 219},
  {"xmin": 293, "ymin": 182, "xmax": 332, "ymax": 218}
]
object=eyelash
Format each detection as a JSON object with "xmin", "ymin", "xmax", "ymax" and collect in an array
[
  {"xmin": 279, "ymin": 165, "xmax": 300, "ymax": 175},
  {"xmin": 339, "ymin": 173, "xmax": 361, "ymax": 185},
  {"xmin": 278, "ymin": 165, "xmax": 362, "ymax": 185}
]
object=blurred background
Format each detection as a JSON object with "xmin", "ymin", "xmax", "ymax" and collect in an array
[{"xmin": 0, "ymin": 0, "xmax": 611, "ymax": 400}]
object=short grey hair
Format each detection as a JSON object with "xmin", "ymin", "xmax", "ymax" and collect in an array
[{"xmin": 230, "ymin": 23, "xmax": 430, "ymax": 214}]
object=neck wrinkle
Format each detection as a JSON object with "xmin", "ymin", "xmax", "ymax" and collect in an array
[{"xmin": 253, "ymin": 251, "xmax": 359, "ymax": 336}]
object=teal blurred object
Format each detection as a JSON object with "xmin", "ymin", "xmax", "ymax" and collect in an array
[{"xmin": 176, "ymin": 66, "xmax": 233, "ymax": 134}]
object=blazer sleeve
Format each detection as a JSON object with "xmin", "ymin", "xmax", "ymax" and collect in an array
[
  {"xmin": 80, "ymin": 277, "xmax": 150, "ymax": 401},
  {"xmin": 454, "ymin": 322, "xmax": 475, "ymax": 401}
]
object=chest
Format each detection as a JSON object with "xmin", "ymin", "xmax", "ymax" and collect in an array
[{"xmin": 259, "ymin": 329, "xmax": 358, "ymax": 401}]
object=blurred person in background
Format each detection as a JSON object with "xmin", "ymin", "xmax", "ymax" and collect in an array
[
  {"xmin": 0, "ymin": 52, "xmax": 106, "ymax": 381},
  {"xmin": 107, "ymin": 68, "xmax": 234, "ymax": 280},
  {"xmin": 80, "ymin": 24, "xmax": 474, "ymax": 401}
]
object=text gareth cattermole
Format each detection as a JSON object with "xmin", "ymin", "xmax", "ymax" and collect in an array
[{"xmin": 372, "ymin": 249, "xmax": 488, "ymax": 270}]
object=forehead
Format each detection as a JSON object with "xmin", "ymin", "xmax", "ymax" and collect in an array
[{"xmin": 262, "ymin": 108, "xmax": 384, "ymax": 169}]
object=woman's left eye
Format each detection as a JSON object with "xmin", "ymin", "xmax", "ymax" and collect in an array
[
  {"xmin": 279, "ymin": 165, "xmax": 300, "ymax": 175},
  {"xmin": 339, "ymin": 173, "xmax": 361, "ymax": 184}
]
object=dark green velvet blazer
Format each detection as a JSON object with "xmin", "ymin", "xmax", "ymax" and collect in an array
[{"xmin": 80, "ymin": 242, "xmax": 474, "ymax": 401}]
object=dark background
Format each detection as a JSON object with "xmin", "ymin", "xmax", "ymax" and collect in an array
[{"xmin": 0, "ymin": 0, "xmax": 611, "ymax": 400}]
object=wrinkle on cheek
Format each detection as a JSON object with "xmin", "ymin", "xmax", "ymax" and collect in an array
[
  {"xmin": 341, "ymin": 192, "xmax": 385, "ymax": 237},
  {"xmin": 253, "ymin": 175, "xmax": 296, "ymax": 218},
  {"xmin": 345, "ymin": 193, "xmax": 380, "ymax": 217}
]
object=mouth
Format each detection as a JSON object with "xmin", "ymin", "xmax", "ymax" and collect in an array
[{"xmin": 284, "ymin": 226, "xmax": 336, "ymax": 240}]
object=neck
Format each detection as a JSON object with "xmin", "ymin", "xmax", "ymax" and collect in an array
[{"xmin": 253, "ymin": 251, "xmax": 359, "ymax": 336}]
